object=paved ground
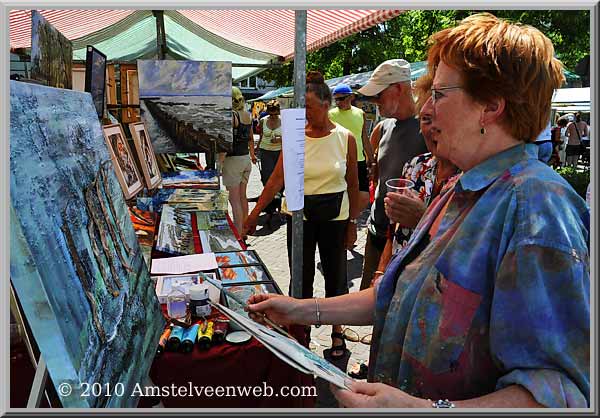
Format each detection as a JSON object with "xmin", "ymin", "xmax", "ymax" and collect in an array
[{"xmin": 240, "ymin": 161, "xmax": 372, "ymax": 405}]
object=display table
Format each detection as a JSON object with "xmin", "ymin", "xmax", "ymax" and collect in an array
[{"xmin": 146, "ymin": 209, "xmax": 315, "ymax": 407}]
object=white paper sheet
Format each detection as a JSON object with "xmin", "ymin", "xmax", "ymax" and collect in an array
[
  {"xmin": 280, "ymin": 108, "xmax": 305, "ymax": 211},
  {"xmin": 150, "ymin": 253, "xmax": 218, "ymax": 275}
]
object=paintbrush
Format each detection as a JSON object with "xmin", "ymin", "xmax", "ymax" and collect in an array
[{"xmin": 201, "ymin": 274, "xmax": 296, "ymax": 340}]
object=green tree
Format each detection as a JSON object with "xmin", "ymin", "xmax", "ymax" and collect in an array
[{"xmin": 260, "ymin": 10, "xmax": 589, "ymax": 87}]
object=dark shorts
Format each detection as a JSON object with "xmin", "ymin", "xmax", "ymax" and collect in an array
[{"xmin": 357, "ymin": 160, "xmax": 369, "ymax": 192}]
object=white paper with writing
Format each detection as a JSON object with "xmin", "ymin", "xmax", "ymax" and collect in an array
[
  {"xmin": 280, "ymin": 108, "xmax": 305, "ymax": 211},
  {"xmin": 150, "ymin": 253, "xmax": 218, "ymax": 275}
]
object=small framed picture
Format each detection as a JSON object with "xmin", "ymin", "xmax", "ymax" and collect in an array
[
  {"xmin": 129, "ymin": 121, "xmax": 162, "ymax": 189},
  {"xmin": 102, "ymin": 123, "xmax": 144, "ymax": 199}
]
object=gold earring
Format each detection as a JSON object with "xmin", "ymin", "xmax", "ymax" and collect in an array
[{"xmin": 480, "ymin": 127, "xmax": 486, "ymax": 135}]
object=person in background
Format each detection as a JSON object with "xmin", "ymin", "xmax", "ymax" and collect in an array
[
  {"xmin": 549, "ymin": 117, "xmax": 569, "ymax": 168},
  {"xmin": 376, "ymin": 72, "xmax": 461, "ymax": 284},
  {"xmin": 357, "ymin": 59, "xmax": 428, "ymax": 290},
  {"xmin": 255, "ymin": 100, "xmax": 284, "ymax": 227},
  {"xmin": 244, "ymin": 71, "xmax": 360, "ymax": 360},
  {"xmin": 534, "ymin": 121, "xmax": 554, "ymax": 164},
  {"xmin": 565, "ymin": 112, "xmax": 589, "ymax": 167},
  {"xmin": 329, "ymin": 83, "xmax": 376, "ymax": 212},
  {"xmin": 221, "ymin": 87, "xmax": 257, "ymax": 235},
  {"xmin": 247, "ymin": 13, "xmax": 589, "ymax": 408}
]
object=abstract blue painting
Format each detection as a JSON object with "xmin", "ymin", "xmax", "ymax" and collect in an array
[
  {"xmin": 10, "ymin": 81, "xmax": 165, "ymax": 408},
  {"xmin": 137, "ymin": 60, "xmax": 232, "ymax": 154}
]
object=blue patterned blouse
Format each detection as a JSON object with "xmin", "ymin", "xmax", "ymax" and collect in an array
[{"xmin": 369, "ymin": 143, "xmax": 590, "ymax": 407}]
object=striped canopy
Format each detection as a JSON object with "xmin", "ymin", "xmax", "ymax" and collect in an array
[{"xmin": 9, "ymin": 9, "xmax": 402, "ymax": 80}]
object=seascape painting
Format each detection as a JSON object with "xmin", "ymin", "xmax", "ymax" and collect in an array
[
  {"xmin": 102, "ymin": 124, "xmax": 144, "ymax": 199},
  {"xmin": 137, "ymin": 60, "xmax": 232, "ymax": 154},
  {"xmin": 200, "ymin": 228, "xmax": 243, "ymax": 253},
  {"xmin": 9, "ymin": 81, "xmax": 165, "ymax": 408},
  {"xmin": 129, "ymin": 122, "xmax": 162, "ymax": 190},
  {"xmin": 30, "ymin": 10, "xmax": 73, "ymax": 89},
  {"xmin": 85, "ymin": 45, "xmax": 107, "ymax": 119}
]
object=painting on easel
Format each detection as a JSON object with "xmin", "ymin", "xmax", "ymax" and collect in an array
[{"xmin": 9, "ymin": 80, "xmax": 164, "ymax": 408}]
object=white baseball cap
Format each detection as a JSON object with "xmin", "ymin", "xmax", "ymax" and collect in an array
[{"xmin": 358, "ymin": 59, "xmax": 412, "ymax": 97}]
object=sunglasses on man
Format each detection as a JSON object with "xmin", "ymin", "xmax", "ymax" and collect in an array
[{"xmin": 334, "ymin": 95, "xmax": 352, "ymax": 103}]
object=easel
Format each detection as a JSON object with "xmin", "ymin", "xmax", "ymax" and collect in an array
[{"xmin": 10, "ymin": 282, "xmax": 53, "ymax": 408}]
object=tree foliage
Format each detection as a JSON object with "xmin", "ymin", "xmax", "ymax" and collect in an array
[{"xmin": 260, "ymin": 10, "xmax": 589, "ymax": 87}]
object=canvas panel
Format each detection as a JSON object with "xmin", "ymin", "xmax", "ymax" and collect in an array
[
  {"xmin": 137, "ymin": 60, "xmax": 232, "ymax": 154},
  {"xmin": 30, "ymin": 10, "xmax": 73, "ymax": 89},
  {"xmin": 9, "ymin": 81, "xmax": 165, "ymax": 407}
]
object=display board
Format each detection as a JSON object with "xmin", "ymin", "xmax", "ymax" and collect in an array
[
  {"xmin": 84, "ymin": 45, "xmax": 107, "ymax": 119},
  {"xmin": 10, "ymin": 81, "xmax": 165, "ymax": 408},
  {"xmin": 137, "ymin": 60, "xmax": 232, "ymax": 154},
  {"xmin": 30, "ymin": 10, "xmax": 73, "ymax": 89}
]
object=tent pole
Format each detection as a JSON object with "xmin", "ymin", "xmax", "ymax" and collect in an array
[
  {"xmin": 290, "ymin": 10, "xmax": 306, "ymax": 300},
  {"xmin": 153, "ymin": 10, "xmax": 167, "ymax": 60}
]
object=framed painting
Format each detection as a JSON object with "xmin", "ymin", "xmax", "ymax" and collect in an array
[
  {"xmin": 30, "ymin": 10, "xmax": 73, "ymax": 89},
  {"xmin": 84, "ymin": 45, "xmax": 107, "ymax": 119},
  {"xmin": 217, "ymin": 264, "xmax": 273, "ymax": 285},
  {"xmin": 101, "ymin": 124, "xmax": 144, "ymax": 199},
  {"xmin": 137, "ymin": 60, "xmax": 232, "ymax": 153},
  {"xmin": 10, "ymin": 80, "xmax": 165, "ymax": 407},
  {"xmin": 129, "ymin": 121, "xmax": 162, "ymax": 190}
]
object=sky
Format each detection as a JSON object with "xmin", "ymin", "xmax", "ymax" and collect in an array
[{"xmin": 137, "ymin": 60, "xmax": 231, "ymax": 97}]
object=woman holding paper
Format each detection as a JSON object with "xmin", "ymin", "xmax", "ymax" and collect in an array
[
  {"xmin": 243, "ymin": 71, "xmax": 360, "ymax": 360},
  {"xmin": 247, "ymin": 14, "xmax": 589, "ymax": 408}
]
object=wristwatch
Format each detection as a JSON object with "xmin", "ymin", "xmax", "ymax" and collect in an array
[{"xmin": 431, "ymin": 399, "xmax": 455, "ymax": 408}]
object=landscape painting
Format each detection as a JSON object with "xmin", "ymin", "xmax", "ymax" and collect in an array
[
  {"xmin": 129, "ymin": 122, "xmax": 162, "ymax": 190},
  {"xmin": 84, "ymin": 45, "xmax": 107, "ymax": 119},
  {"xmin": 9, "ymin": 81, "xmax": 165, "ymax": 408},
  {"xmin": 102, "ymin": 124, "xmax": 144, "ymax": 199},
  {"xmin": 137, "ymin": 60, "xmax": 232, "ymax": 154},
  {"xmin": 30, "ymin": 10, "xmax": 73, "ymax": 89}
]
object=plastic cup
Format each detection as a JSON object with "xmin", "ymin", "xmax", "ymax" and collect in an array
[
  {"xmin": 385, "ymin": 178, "xmax": 414, "ymax": 195},
  {"xmin": 384, "ymin": 178, "xmax": 415, "ymax": 226}
]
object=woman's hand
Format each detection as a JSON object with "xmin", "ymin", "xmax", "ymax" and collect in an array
[
  {"xmin": 246, "ymin": 294, "xmax": 304, "ymax": 326},
  {"xmin": 384, "ymin": 190, "xmax": 425, "ymax": 228},
  {"xmin": 332, "ymin": 381, "xmax": 429, "ymax": 408},
  {"xmin": 345, "ymin": 222, "xmax": 357, "ymax": 249}
]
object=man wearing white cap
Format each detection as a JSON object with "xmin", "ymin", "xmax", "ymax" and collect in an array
[
  {"xmin": 329, "ymin": 83, "xmax": 375, "ymax": 211},
  {"xmin": 357, "ymin": 59, "xmax": 428, "ymax": 290}
]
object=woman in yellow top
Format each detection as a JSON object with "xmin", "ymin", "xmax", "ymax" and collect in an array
[
  {"xmin": 256, "ymin": 100, "xmax": 284, "ymax": 226},
  {"xmin": 244, "ymin": 71, "xmax": 360, "ymax": 359}
]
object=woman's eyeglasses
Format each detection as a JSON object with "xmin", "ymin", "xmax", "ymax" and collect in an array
[{"xmin": 430, "ymin": 86, "xmax": 463, "ymax": 106}]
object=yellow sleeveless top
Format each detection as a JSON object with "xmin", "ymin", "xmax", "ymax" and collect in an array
[{"xmin": 282, "ymin": 124, "xmax": 350, "ymax": 221}]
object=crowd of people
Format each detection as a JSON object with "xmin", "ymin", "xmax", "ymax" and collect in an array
[{"xmin": 233, "ymin": 12, "xmax": 590, "ymax": 409}]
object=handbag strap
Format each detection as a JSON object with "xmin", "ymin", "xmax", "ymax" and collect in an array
[{"xmin": 574, "ymin": 123, "xmax": 582, "ymax": 142}]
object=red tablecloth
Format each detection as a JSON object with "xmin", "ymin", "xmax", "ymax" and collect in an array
[{"xmin": 147, "ymin": 325, "xmax": 314, "ymax": 408}]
